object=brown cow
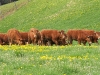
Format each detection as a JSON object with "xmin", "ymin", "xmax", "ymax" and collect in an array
[
  {"xmin": 7, "ymin": 28, "xmax": 23, "ymax": 45},
  {"xmin": 40, "ymin": 29, "xmax": 67, "ymax": 46},
  {"xmin": 66, "ymin": 29, "xmax": 93, "ymax": 46},
  {"xmin": 20, "ymin": 32, "xmax": 28, "ymax": 45},
  {"xmin": 28, "ymin": 28, "xmax": 41, "ymax": 45},
  {"xmin": 82, "ymin": 30, "xmax": 99, "ymax": 45},
  {"xmin": 0, "ymin": 33, "xmax": 9, "ymax": 45}
]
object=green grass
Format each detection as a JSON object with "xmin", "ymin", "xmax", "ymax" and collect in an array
[
  {"xmin": 0, "ymin": 0, "xmax": 100, "ymax": 32},
  {"xmin": 0, "ymin": 0, "xmax": 100, "ymax": 75},
  {"xmin": 0, "ymin": 45, "xmax": 100, "ymax": 75}
]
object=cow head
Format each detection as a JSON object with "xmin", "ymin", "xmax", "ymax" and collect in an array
[
  {"xmin": 86, "ymin": 36, "xmax": 92, "ymax": 46},
  {"xmin": 31, "ymin": 29, "xmax": 39, "ymax": 39},
  {"xmin": 92, "ymin": 32, "xmax": 99, "ymax": 44},
  {"xmin": 59, "ymin": 30, "xmax": 66, "ymax": 39},
  {"xmin": 85, "ymin": 32, "xmax": 99, "ymax": 46},
  {"xmin": 14, "ymin": 38, "xmax": 23, "ymax": 45},
  {"xmin": 96, "ymin": 32, "xmax": 100, "ymax": 39},
  {"xmin": 58, "ymin": 30, "xmax": 67, "ymax": 45}
]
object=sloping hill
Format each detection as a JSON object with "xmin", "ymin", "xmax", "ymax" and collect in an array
[{"xmin": 0, "ymin": 0, "xmax": 100, "ymax": 32}]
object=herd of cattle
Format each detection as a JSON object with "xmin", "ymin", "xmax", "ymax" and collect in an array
[{"xmin": 0, "ymin": 28, "xmax": 100, "ymax": 46}]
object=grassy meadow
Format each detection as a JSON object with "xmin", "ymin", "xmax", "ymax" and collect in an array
[
  {"xmin": 0, "ymin": 45, "xmax": 100, "ymax": 75},
  {"xmin": 0, "ymin": 0, "xmax": 100, "ymax": 75}
]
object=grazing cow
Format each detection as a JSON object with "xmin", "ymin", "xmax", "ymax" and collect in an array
[
  {"xmin": 28, "ymin": 28, "xmax": 41, "ymax": 45},
  {"xmin": 40, "ymin": 29, "xmax": 67, "ymax": 46},
  {"xmin": 20, "ymin": 32, "xmax": 28, "ymax": 45},
  {"xmin": 0, "ymin": 33, "xmax": 9, "ymax": 45},
  {"xmin": 96, "ymin": 32, "xmax": 100, "ymax": 39},
  {"xmin": 82, "ymin": 30, "xmax": 99, "ymax": 45},
  {"xmin": 66, "ymin": 29, "xmax": 93, "ymax": 46},
  {"xmin": 7, "ymin": 28, "xmax": 23, "ymax": 45}
]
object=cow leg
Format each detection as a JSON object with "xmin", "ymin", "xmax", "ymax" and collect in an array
[
  {"xmin": 9, "ymin": 40, "xmax": 12, "ymax": 45},
  {"xmin": 69, "ymin": 39, "xmax": 73, "ymax": 45},
  {"xmin": 26, "ymin": 42, "xmax": 29, "ymax": 45},
  {"xmin": 52, "ymin": 39, "xmax": 58, "ymax": 45},
  {"xmin": 28, "ymin": 37, "xmax": 31, "ymax": 44},
  {"xmin": 8, "ymin": 38, "xmax": 12, "ymax": 45},
  {"xmin": 67, "ymin": 38, "xmax": 70, "ymax": 45},
  {"xmin": 41, "ymin": 39, "xmax": 46, "ymax": 46},
  {"xmin": 0, "ymin": 40, "xmax": 3, "ymax": 45},
  {"xmin": 40, "ymin": 39, "xmax": 43, "ymax": 45},
  {"xmin": 41, "ymin": 40, "xmax": 45, "ymax": 45},
  {"xmin": 96, "ymin": 41, "xmax": 99, "ymax": 45},
  {"xmin": 32, "ymin": 38, "xmax": 36, "ymax": 45},
  {"xmin": 68, "ymin": 37, "xmax": 73, "ymax": 45},
  {"xmin": 40, "ymin": 36, "xmax": 45, "ymax": 46},
  {"xmin": 78, "ymin": 39, "xmax": 81, "ymax": 45},
  {"xmin": 46, "ymin": 41, "xmax": 52, "ymax": 46},
  {"xmin": 63, "ymin": 39, "xmax": 67, "ymax": 45},
  {"xmin": 82, "ymin": 41, "xmax": 87, "ymax": 46},
  {"xmin": 33, "ymin": 39, "xmax": 37, "ymax": 45},
  {"xmin": 88, "ymin": 43, "xmax": 91, "ymax": 46},
  {"xmin": 38, "ymin": 40, "xmax": 42, "ymax": 46}
]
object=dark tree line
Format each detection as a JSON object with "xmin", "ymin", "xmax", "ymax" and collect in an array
[{"xmin": 0, "ymin": 0, "xmax": 18, "ymax": 5}]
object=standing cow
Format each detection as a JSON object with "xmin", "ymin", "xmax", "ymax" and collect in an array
[
  {"xmin": 7, "ymin": 28, "xmax": 23, "ymax": 45},
  {"xmin": 40, "ymin": 29, "xmax": 67, "ymax": 46},
  {"xmin": 28, "ymin": 28, "xmax": 41, "ymax": 45},
  {"xmin": 82, "ymin": 30, "xmax": 99, "ymax": 45},
  {"xmin": 66, "ymin": 29, "xmax": 93, "ymax": 46}
]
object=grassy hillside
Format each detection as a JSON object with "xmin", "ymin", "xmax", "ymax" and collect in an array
[{"xmin": 0, "ymin": 0, "xmax": 100, "ymax": 32}]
